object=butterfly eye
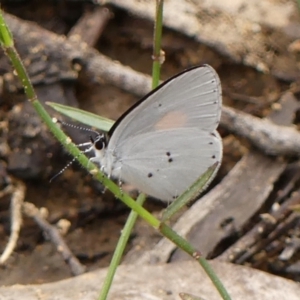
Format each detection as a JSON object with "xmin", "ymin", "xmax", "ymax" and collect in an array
[{"xmin": 93, "ymin": 135, "xmax": 107, "ymax": 150}]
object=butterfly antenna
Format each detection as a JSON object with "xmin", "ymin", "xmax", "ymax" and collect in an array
[
  {"xmin": 55, "ymin": 119, "xmax": 100, "ymax": 136},
  {"xmin": 49, "ymin": 145, "xmax": 95, "ymax": 183},
  {"xmin": 49, "ymin": 157, "xmax": 77, "ymax": 183}
]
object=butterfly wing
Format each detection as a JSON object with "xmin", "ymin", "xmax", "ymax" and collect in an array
[
  {"xmin": 108, "ymin": 65, "xmax": 221, "ymax": 144},
  {"xmin": 110, "ymin": 128, "xmax": 222, "ymax": 201},
  {"xmin": 103, "ymin": 65, "xmax": 222, "ymax": 201}
]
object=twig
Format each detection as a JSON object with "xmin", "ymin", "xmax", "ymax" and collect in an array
[
  {"xmin": 0, "ymin": 184, "xmax": 13, "ymax": 198},
  {"xmin": 22, "ymin": 202, "xmax": 86, "ymax": 276},
  {"xmin": 4, "ymin": 12, "xmax": 152, "ymax": 96},
  {"xmin": 68, "ymin": 6, "xmax": 112, "ymax": 46},
  {"xmin": 240, "ymin": 213, "xmax": 299, "ymax": 266},
  {"xmin": 221, "ymin": 105, "xmax": 300, "ymax": 157},
  {"xmin": 219, "ymin": 190, "xmax": 300, "ymax": 263},
  {"xmin": 0, "ymin": 179, "xmax": 25, "ymax": 264}
]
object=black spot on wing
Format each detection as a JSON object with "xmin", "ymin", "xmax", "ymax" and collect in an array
[{"xmin": 166, "ymin": 151, "xmax": 174, "ymax": 163}]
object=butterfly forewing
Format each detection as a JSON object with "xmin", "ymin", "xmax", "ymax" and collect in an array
[{"xmin": 108, "ymin": 65, "xmax": 221, "ymax": 145}]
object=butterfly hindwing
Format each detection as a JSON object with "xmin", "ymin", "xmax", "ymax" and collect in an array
[{"xmin": 110, "ymin": 128, "xmax": 222, "ymax": 201}]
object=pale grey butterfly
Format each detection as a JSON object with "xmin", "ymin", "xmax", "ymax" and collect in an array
[{"xmin": 89, "ymin": 65, "xmax": 222, "ymax": 202}]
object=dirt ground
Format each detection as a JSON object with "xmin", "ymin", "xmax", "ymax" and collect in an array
[{"xmin": 1, "ymin": 0, "xmax": 300, "ymax": 294}]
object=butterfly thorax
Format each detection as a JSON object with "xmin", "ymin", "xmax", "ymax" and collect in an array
[{"xmin": 90, "ymin": 133, "xmax": 121, "ymax": 178}]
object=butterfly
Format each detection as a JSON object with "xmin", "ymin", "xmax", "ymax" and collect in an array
[{"xmin": 89, "ymin": 65, "xmax": 222, "ymax": 202}]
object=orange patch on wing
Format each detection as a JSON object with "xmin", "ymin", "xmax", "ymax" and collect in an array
[{"xmin": 155, "ymin": 111, "xmax": 187, "ymax": 130}]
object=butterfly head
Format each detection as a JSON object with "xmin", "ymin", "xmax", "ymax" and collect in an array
[
  {"xmin": 90, "ymin": 134, "xmax": 107, "ymax": 150},
  {"xmin": 90, "ymin": 133, "xmax": 109, "ymax": 166}
]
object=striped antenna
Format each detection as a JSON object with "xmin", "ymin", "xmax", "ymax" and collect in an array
[
  {"xmin": 55, "ymin": 119, "xmax": 100, "ymax": 136},
  {"xmin": 50, "ymin": 120, "xmax": 99, "ymax": 182},
  {"xmin": 49, "ymin": 146, "xmax": 94, "ymax": 183}
]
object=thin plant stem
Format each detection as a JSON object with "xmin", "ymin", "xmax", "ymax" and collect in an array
[
  {"xmin": 297, "ymin": 0, "xmax": 300, "ymax": 11},
  {"xmin": 100, "ymin": 2, "xmax": 165, "ymax": 297},
  {"xmin": 98, "ymin": 194, "xmax": 146, "ymax": 300},
  {"xmin": 151, "ymin": 0, "xmax": 164, "ymax": 88},
  {"xmin": 159, "ymin": 224, "xmax": 231, "ymax": 300}
]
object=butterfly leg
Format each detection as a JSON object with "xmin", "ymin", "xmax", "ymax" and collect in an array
[
  {"xmin": 89, "ymin": 156, "xmax": 100, "ymax": 166},
  {"xmin": 101, "ymin": 166, "xmax": 109, "ymax": 194},
  {"xmin": 118, "ymin": 179, "xmax": 124, "ymax": 196},
  {"xmin": 76, "ymin": 142, "xmax": 92, "ymax": 148},
  {"xmin": 112, "ymin": 166, "xmax": 124, "ymax": 195},
  {"xmin": 91, "ymin": 164, "xmax": 109, "ymax": 194}
]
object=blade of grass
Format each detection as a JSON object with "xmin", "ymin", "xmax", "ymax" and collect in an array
[
  {"xmin": 47, "ymin": 102, "xmax": 114, "ymax": 132},
  {"xmin": 162, "ymin": 163, "xmax": 219, "ymax": 222}
]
